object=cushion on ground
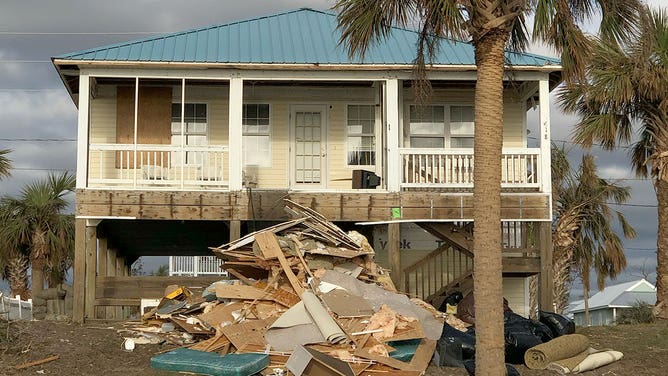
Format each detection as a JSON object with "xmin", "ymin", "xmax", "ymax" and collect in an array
[{"xmin": 150, "ymin": 348, "xmax": 269, "ymax": 376}]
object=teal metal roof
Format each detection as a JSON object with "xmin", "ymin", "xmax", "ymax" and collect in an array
[{"xmin": 55, "ymin": 8, "xmax": 560, "ymax": 67}]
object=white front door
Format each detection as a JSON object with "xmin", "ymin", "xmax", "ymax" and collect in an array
[{"xmin": 291, "ymin": 105, "xmax": 327, "ymax": 188}]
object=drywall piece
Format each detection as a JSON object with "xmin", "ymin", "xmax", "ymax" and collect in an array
[
  {"xmin": 220, "ymin": 318, "xmax": 276, "ymax": 350},
  {"xmin": 215, "ymin": 284, "xmax": 273, "ymax": 301},
  {"xmin": 198, "ymin": 302, "xmax": 244, "ymax": 328},
  {"xmin": 321, "ymin": 289, "xmax": 373, "ymax": 318},
  {"xmin": 320, "ymin": 270, "xmax": 442, "ymax": 340},
  {"xmin": 286, "ymin": 345, "xmax": 355, "ymax": 376},
  {"xmin": 333, "ymin": 262, "xmax": 364, "ymax": 278}
]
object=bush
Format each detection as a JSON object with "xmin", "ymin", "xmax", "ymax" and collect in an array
[{"xmin": 616, "ymin": 302, "xmax": 654, "ymax": 324}]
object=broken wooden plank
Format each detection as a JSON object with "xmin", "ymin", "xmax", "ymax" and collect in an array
[
  {"xmin": 15, "ymin": 355, "xmax": 59, "ymax": 370},
  {"xmin": 254, "ymin": 232, "xmax": 305, "ymax": 296}
]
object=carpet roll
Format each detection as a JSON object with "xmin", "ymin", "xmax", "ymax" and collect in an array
[{"xmin": 524, "ymin": 334, "xmax": 590, "ymax": 370}]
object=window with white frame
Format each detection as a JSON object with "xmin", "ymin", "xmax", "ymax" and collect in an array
[
  {"xmin": 408, "ymin": 105, "xmax": 445, "ymax": 148},
  {"xmin": 449, "ymin": 105, "xmax": 474, "ymax": 148},
  {"xmin": 346, "ymin": 104, "xmax": 376, "ymax": 166},
  {"xmin": 171, "ymin": 103, "xmax": 207, "ymax": 165},
  {"xmin": 242, "ymin": 103, "xmax": 271, "ymax": 166},
  {"xmin": 408, "ymin": 104, "xmax": 474, "ymax": 148}
]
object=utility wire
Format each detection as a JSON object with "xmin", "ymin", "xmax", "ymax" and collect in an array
[
  {"xmin": 12, "ymin": 167, "xmax": 74, "ymax": 172},
  {"xmin": 0, "ymin": 138, "xmax": 76, "ymax": 142}
]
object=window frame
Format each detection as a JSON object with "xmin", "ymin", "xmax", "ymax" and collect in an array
[
  {"xmin": 406, "ymin": 103, "xmax": 475, "ymax": 149},
  {"xmin": 171, "ymin": 102, "xmax": 209, "ymax": 166},
  {"xmin": 242, "ymin": 102, "xmax": 272, "ymax": 168},
  {"xmin": 345, "ymin": 103, "xmax": 378, "ymax": 168}
]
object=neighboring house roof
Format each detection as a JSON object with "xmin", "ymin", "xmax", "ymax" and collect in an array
[
  {"xmin": 53, "ymin": 8, "xmax": 560, "ymax": 68},
  {"xmin": 569, "ymin": 279, "xmax": 656, "ymax": 314}
]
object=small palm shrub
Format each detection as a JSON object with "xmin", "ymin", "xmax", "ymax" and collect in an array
[{"xmin": 617, "ymin": 302, "xmax": 655, "ymax": 324}]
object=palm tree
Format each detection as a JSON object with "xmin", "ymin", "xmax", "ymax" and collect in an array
[
  {"xmin": 335, "ymin": 0, "xmax": 642, "ymax": 372},
  {"xmin": 0, "ymin": 172, "xmax": 75, "ymax": 295},
  {"xmin": 556, "ymin": 154, "xmax": 635, "ymax": 323},
  {"xmin": 0, "ymin": 149, "xmax": 11, "ymax": 179},
  {"xmin": 560, "ymin": 6, "xmax": 668, "ymax": 319}
]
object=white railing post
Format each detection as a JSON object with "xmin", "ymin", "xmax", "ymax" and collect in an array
[{"xmin": 193, "ymin": 256, "xmax": 200, "ymax": 277}]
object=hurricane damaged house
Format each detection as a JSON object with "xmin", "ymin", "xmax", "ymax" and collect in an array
[{"xmin": 52, "ymin": 8, "xmax": 561, "ymax": 322}]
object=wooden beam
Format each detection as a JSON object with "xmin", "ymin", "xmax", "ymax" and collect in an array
[
  {"xmin": 539, "ymin": 221, "xmax": 554, "ymax": 311},
  {"xmin": 84, "ymin": 224, "xmax": 97, "ymax": 321},
  {"xmin": 76, "ymin": 190, "xmax": 550, "ymax": 222},
  {"xmin": 106, "ymin": 247, "xmax": 117, "ymax": 320},
  {"xmin": 96, "ymin": 276, "xmax": 224, "ymax": 299},
  {"xmin": 95, "ymin": 238, "xmax": 108, "ymax": 319},
  {"xmin": 229, "ymin": 220, "xmax": 241, "ymax": 241},
  {"xmin": 72, "ymin": 219, "xmax": 86, "ymax": 323},
  {"xmin": 388, "ymin": 223, "xmax": 401, "ymax": 287}
]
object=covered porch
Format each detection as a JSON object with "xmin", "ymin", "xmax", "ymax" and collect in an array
[{"xmin": 76, "ymin": 70, "xmax": 554, "ymax": 194}]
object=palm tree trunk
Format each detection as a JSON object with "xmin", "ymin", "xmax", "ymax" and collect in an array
[
  {"xmin": 473, "ymin": 30, "xmax": 507, "ymax": 375},
  {"xmin": 30, "ymin": 229, "xmax": 48, "ymax": 294},
  {"xmin": 655, "ymin": 179, "xmax": 668, "ymax": 319},
  {"xmin": 8, "ymin": 255, "xmax": 30, "ymax": 299}
]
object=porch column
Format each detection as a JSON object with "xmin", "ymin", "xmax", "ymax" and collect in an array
[
  {"xmin": 539, "ymin": 221, "xmax": 554, "ymax": 311},
  {"xmin": 229, "ymin": 77, "xmax": 244, "ymax": 191},
  {"xmin": 96, "ymin": 238, "xmax": 108, "ymax": 319},
  {"xmin": 76, "ymin": 75, "xmax": 90, "ymax": 189},
  {"xmin": 385, "ymin": 79, "xmax": 401, "ymax": 192},
  {"xmin": 84, "ymin": 220, "xmax": 100, "ymax": 321},
  {"xmin": 72, "ymin": 218, "xmax": 86, "ymax": 323},
  {"xmin": 539, "ymin": 78, "xmax": 551, "ymax": 214}
]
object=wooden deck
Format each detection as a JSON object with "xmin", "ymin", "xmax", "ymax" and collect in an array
[{"xmin": 76, "ymin": 189, "xmax": 550, "ymax": 221}]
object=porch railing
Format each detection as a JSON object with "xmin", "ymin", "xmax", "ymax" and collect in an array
[
  {"xmin": 168, "ymin": 256, "xmax": 228, "ymax": 277},
  {"xmin": 88, "ymin": 143, "xmax": 229, "ymax": 189},
  {"xmin": 399, "ymin": 148, "xmax": 540, "ymax": 189}
]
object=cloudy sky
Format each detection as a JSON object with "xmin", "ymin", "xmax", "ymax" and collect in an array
[{"xmin": 0, "ymin": 0, "xmax": 664, "ymax": 297}]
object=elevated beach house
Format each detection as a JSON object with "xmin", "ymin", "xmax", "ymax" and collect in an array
[{"xmin": 52, "ymin": 8, "xmax": 561, "ymax": 322}]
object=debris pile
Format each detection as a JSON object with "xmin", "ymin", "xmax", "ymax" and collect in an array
[{"xmin": 130, "ymin": 201, "xmax": 444, "ymax": 376}]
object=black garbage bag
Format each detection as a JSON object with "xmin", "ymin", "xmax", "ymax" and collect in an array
[
  {"xmin": 504, "ymin": 312, "xmax": 552, "ymax": 364},
  {"xmin": 434, "ymin": 323, "xmax": 476, "ymax": 367},
  {"xmin": 539, "ymin": 310, "xmax": 576, "ymax": 338},
  {"xmin": 463, "ymin": 359, "xmax": 521, "ymax": 376},
  {"xmin": 505, "ymin": 312, "xmax": 553, "ymax": 342}
]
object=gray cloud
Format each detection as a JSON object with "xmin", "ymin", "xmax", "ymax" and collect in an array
[{"xmin": 0, "ymin": 0, "xmax": 664, "ymax": 285}]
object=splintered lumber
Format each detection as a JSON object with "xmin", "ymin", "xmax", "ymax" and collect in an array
[
  {"xmin": 15, "ymin": 355, "xmax": 60, "ymax": 370},
  {"xmin": 254, "ymin": 231, "xmax": 305, "ymax": 296}
]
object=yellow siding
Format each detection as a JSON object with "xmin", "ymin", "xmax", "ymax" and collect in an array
[
  {"xmin": 401, "ymin": 88, "xmax": 526, "ymax": 147},
  {"xmin": 503, "ymin": 277, "xmax": 528, "ymax": 317},
  {"xmin": 86, "ymin": 84, "xmax": 527, "ymax": 189},
  {"xmin": 89, "ymin": 86, "xmax": 117, "ymax": 181}
]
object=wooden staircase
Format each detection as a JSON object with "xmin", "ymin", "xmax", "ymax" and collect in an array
[
  {"xmin": 403, "ymin": 222, "xmax": 474, "ymax": 304},
  {"xmin": 402, "ymin": 221, "xmax": 541, "ymax": 304}
]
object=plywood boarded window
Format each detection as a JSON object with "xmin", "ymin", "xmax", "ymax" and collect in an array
[{"xmin": 116, "ymin": 86, "xmax": 172, "ymax": 168}]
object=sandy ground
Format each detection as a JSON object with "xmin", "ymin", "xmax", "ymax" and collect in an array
[{"xmin": 1, "ymin": 320, "xmax": 667, "ymax": 375}]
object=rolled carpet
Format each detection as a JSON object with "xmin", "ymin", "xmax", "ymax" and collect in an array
[
  {"xmin": 546, "ymin": 350, "xmax": 624, "ymax": 374},
  {"xmin": 524, "ymin": 334, "xmax": 590, "ymax": 370}
]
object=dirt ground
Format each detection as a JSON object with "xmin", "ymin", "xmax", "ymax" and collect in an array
[{"xmin": 1, "ymin": 319, "xmax": 667, "ymax": 376}]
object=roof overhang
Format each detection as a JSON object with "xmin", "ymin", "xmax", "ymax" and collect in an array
[{"xmin": 52, "ymin": 59, "xmax": 563, "ymax": 104}]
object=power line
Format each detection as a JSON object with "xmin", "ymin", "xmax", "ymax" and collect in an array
[
  {"xmin": 12, "ymin": 167, "xmax": 74, "ymax": 172},
  {"xmin": 0, "ymin": 60, "xmax": 50, "ymax": 63},
  {"xmin": 0, "ymin": 89, "xmax": 65, "ymax": 92},
  {"xmin": 0, "ymin": 138, "xmax": 76, "ymax": 142}
]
